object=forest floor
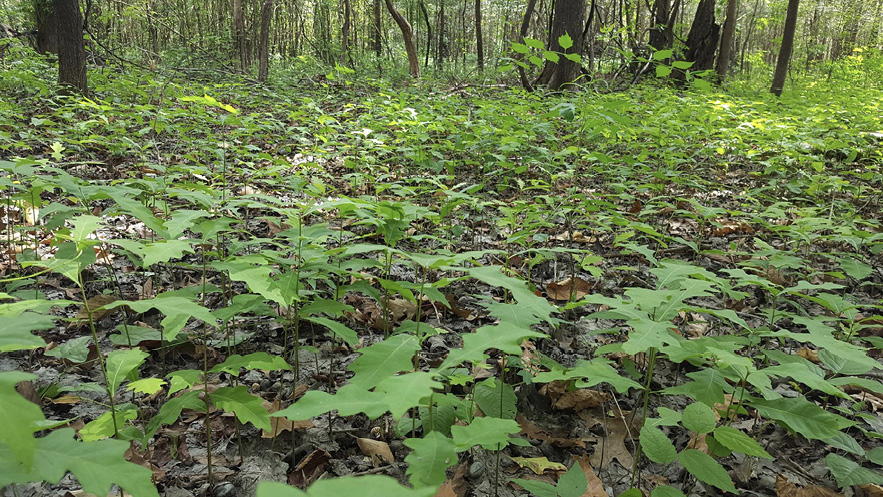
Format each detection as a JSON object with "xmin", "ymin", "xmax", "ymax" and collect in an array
[{"xmin": 1, "ymin": 62, "xmax": 883, "ymax": 497}]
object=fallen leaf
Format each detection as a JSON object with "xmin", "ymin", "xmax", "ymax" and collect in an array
[
  {"xmin": 518, "ymin": 415, "xmax": 587, "ymax": 448},
  {"xmin": 797, "ymin": 347, "xmax": 820, "ymax": 363},
  {"xmin": 511, "ymin": 456, "xmax": 567, "ymax": 475},
  {"xmin": 74, "ymin": 294, "xmax": 117, "ymax": 325},
  {"xmin": 582, "ymin": 410, "xmax": 639, "ymax": 470},
  {"xmin": 546, "ymin": 277, "xmax": 592, "ymax": 301},
  {"xmin": 575, "ymin": 453, "xmax": 609, "ymax": 497},
  {"xmin": 859, "ymin": 484, "xmax": 883, "ymax": 497},
  {"xmin": 776, "ymin": 475, "xmax": 843, "ymax": 497},
  {"xmin": 262, "ymin": 398, "xmax": 313, "ymax": 438},
  {"xmin": 553, "ymin": 389, "xmax": 611, "ymax": 411},
  {"xmin": 289, "ymin": 449, "xmax": 331, "ymax": 488},
  {"xmin": 357, "ymin": 438, "xmax": 395, "ymax": 467},
  {"xmin": 434, "ymin": 481, "xmax": 458, "ymax": 497}
]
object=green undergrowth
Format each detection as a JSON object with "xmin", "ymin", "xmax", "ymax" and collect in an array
[{"xmin": 1, "ymin": 56, "xmax": 883, "ymax": 497}]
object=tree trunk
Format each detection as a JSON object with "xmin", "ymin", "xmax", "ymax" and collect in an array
[
  {"xmin": 35, "ymin": 0, "xmax": 59, "ymax": 55},
  {"xmin": 419, "ymin": 0, "xmax": 432, "ymax": 67},
  {"xmin": 684, "ymin": 0, "xmax": 719, "ymax": 72},
  {"xmin": 716, "ymin": 0, "xmax": 738, "ymax": 80},
  {"xmin": 54, "ymin": 0, "xmax": 87, "ymax": 94},
  {"xmin": 257, "ymin": 0, "xmax": 273, "ymax": 81},
  {"xmin": 373, "ymin": 0, "xmax": 382, "ymax": 54},
  {"xmin": 771, "ymin": 0, "xmax": 799, "ymax": 96},
  {"xmin": 341, "ymin": 0, "xmax": 352, "ymax": 64},
  {"xmin": 648, "ymin": 0, "xmax": 673, "ymax": 51},
  {"xmin": 437, "ymin": 0, "xmax": 445, "ymax": 68},
  {"xmin": 475, "ymin": 0, "xmax": 483, "ymax": 70},
  {"xmin": 536, "ymin": 0, "xmax": 585, "ymax": 90},
  {"xmin": 384, "ymin": 0, "xmax": 420, "ymax": 78},
  {"xmin": 517, "ymin": 0, "xmax": 538, "ymax": 91},
  {"xmin": 233, "ymin": 0, "xmax": 247, "ymax": 72}
]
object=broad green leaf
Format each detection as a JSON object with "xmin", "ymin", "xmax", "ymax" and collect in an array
[
  {"xmin": 557, "ymin": 460, "xmax": 588, "ymax": 497},
  {"xmin": 440, "ymin": 324, "xmax": 545, "ymax": 370},
  {"xmin": 639, "ymin": 425, "xmax": 677, "ymax": 464},
  {"xmin": 751, "ymin": 397, "xmax": 853, "ymax": 440},
  {"xmin": 825, "ymin": 453, "xmax": 883, "ymax": 487},
  {"xmin": 681, "ymin": 402, "xmax": 716, "ymax": 434},
  {"xmin": 671, "ymin": 60, "xmax": 694, "ymax": 69},
  {"xmin": 451, "ymin": 417, "xmax": 521, "ymax": 451},
  {"xmin": 512, "ymin": 43, "xmax": 529, "ymax": 54},
  {"xmin": 840, "ymin": 256, "xmax": 872, "ymax": 280},
  {"xmin": 44, "ymin": 336, "xmax": 91, "ymax": 363},
  {"xmin": 141, "ymin": 240, "xmax": 194, "ymax": 266},
  {"xmin": 474, "ymin": 378, "xmax": 516, "ymax": 420},
  {"xmin": 558, "ymin": 33, "xmax": 574, "ymax": 50},
  {"xmin": 211, "ymin": 386, "xmax": 271, "ymax": 431},
  {"xmin": 404, "ymin": 431, "xmax": 457, "ymax": 488},
  {"xmin": 348, "ymin": 334, "xmax": 420, "ymax": 389},
  {"xmin": 145, "ymin": 391, "xmax": 202, "ymax": 437},
  {"xmin": 106, "ymin": 349, "xmax": 148, "ymax": 393},
  {"xmin": 0, "ymin": 372, "xmax": 42, "ymax": 467},
  {"xmin": 712, "ymin": 426, "xmax": 771, "ymax": 458},
  {"xmin": 623, "ymin": 318, "xmax": 676, "ymax": 354},
  {"xmin": 543, "ymin": 51, "xmax": 560, "ymax": 63},
  {"xmin": 80, "ymin": 408, "xmax": 138, "ymax": 441},
  {"xmin": 0, "ymin": 428, "xmax": 159, "ymax": 497},
  {"xmin": 656, "ymin": 65, "xmax": 672, "ymax": 78},
  {"xmin": 105, "ymin": 297, "xmax": 216, "ymax": 341},
  {"xmin": 0, "ymin": 312, "xmax": 52, "ymax": 351},
  {"xmin": 652, "ymin": 49, "xmax": 674, "ymax": 60},
  {"xmin": 305, "ymin": 316, "xmax": 358, "ymax": 347},
  {"xmin": 678, "ymin": 449, "xmax": 736, "ymax": 493},
  {"xmin": 211, "ymin": 352, "xmax": 292, "ymax": 374},
  {"xmin": 127, "ymin": 378, "xmax": 166, "ymax": 395},
  {"xmin": 257, "ymin": 475, "xmax": 434, "ymax": 497},
  {"xmin": 533, "ymin": 358, "xmax": 641, "ymax": 393},
  {"xmin": 524, "ymin": 38, "xmax": 545, "ymax": 49},
  {"xmin": 510, "ymin": 478, "xmax": 557, "ymax": 497},
  {"xmin": 564, "ymin": 53, "xmax": 582, "ymax": 63},
  {"xmin": 651, "ymin": 485, "xmax": 686, "ymax": 497},
  {"xmin": 468, "ymin": 266, "xmax": 558, "ymax": 325},
  {"xmin": 374, "ymin": 372, "xmax": 442, "ymax": 419},
  {"xmin": 166, "ymin": 369, "xmax": 203, "ymax": 394},
  {"xmin": 274, "ymin": 384, "xmax": 388, "ymax": 420}
]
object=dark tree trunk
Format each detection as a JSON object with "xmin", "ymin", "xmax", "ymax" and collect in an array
[
  {"xmin": 536, "ymin": 0, "xmax": 585, "ymax": 90},
  {"xmin": 716, "ymin": 0, "xmax": 738, "ymax": 80},
  {"xmin": 35, "ymin": 0, "xmax": 59, "ymax": 55},
  {"xmin": 437, "ymin": 0, "xmax": 445, "ymax": 68},
  {"xmin": 373, "ymin": 0, "xmax": 382, "ymax": 54},
  {"xmin": 257, "ymin": 0, "xmax": 273, "ymax": 81},
  {"xmin": 771, "ymin": 0, "xmax": 799, "ymax": 96},
  {"xmin": 517, "ymin": 0, "xmax": 538, "ymax": 91},
  {"xmin": 648, "ymin": 0, "xmax": 674, "ymax": 51},
  {"xmin": 419, "ymin": 0, "xmax": 432, "ymax": 67},
  {"xmin": 385, "ymin": 0, "xmax": 420, "ymax": 78},
  {"xmin": 684, "ymin": 0, "xmax": 719, "ymax": 72},
  {"xmin": 233, "ymin": 0, "xmax": 247, "ymax": 72},
  {"xmin": 54, "ymin": 0, "xmax": 87, "ymax": 94},
  {"xmin": 341, "ymin": 0, "xmax": 352, "ymax": 64},
  {"xmin": 475, "ymin": 0, "xmax": 483, "ymax": 70}
]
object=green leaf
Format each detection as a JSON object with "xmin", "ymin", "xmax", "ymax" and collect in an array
[
  {"xmin": 512, "ymin": 42, "xmax": 530, "ymax": 54},
  {"xmin": 374, "ymin": 372, "xmax": 441, "ymax": 419},
  {"xmin": 510, "ymin": 478, "xmax": 558, "ymax": 497},
  {"xmin": 305, "ymin": 316, "xmax": 359, "ymax": 347},
  {"xmin": 671, "ymin": 60, "xmax": 694, "ymax": 69},
  {"xmin": 257, "ymin": 475, "xmax": 435, "ymax": 497},
  {"xmin": 524, "ymin": 38, "xmax": 545, "ymax": 49},
  {"xmin": 0, "ymin": 428, "xmax": 159, "ymax": 497},
  {"xmin": 348, "ymin": 334, "xmax": 420, "ymax": 389},
  {"xmin": 80, "ymin": 408, "xmax": 138, "ymax": 441},
  {"xmin": 0, "ymin": 372, "xmax": 42, "ymax": 468},
  {"xmin": 656, "ymin": 65, "xmax": 672, "ymax": 78},
  {"xmin": 651, "ymin": 486, "xmax": 686, "ymax": 497},
  {"xmin": 529, "ymin": 55, "xmax": 544, "ymax": 67},
  {"xmin": 543, "ymin": 51, "xmax": 560, "ymax": 63},
  {"xmin": 440, "ymin": 323, "xmax": 545, "ymax": 370},
  {"xmin": 468, "ymin": 266, "xmax": 558, "ymax": 325},
  {"xmin": 557, "ymin": 461, "xmax": 588, "ymax": 497},
  {"xmin": 558, "ymin": 33, "xmax": 574, "ymax": 50},
  {"xmin": 564, "ymin": 53, "xmax": 582, "ymax": 63},
  {"xmin": 211, "ymin": 352, "xmax": 292, "ymax": 375},
  {"xmin": 825, "ymin": 454, "xmax": 883, "ymax": 487},
  {"xmin": 274, "ymin": 384, "xmax": 388, "ymax": 421},
  {"xmin": 451, "ymin": 416, "xmax": 521, "ymax": 451},
  {"xmin": 678, "ymin": 449, "xmax": 736, "ymax": 493},
  {"xmin": 474, "ymin": 378, "xmax": 517, "ymax": 420},
  {"xmin": 127, "ymin": 378, "xmax": 166, "ymax": 395},
  {"xmin": 404, "ymin": 431, "xmax": 457, "ymax": 488},
  {"xmin": 681, "ymin": 402, "xmax": 716, "ymax": 434},
  {"xmin": 712, "ymin": 426, "xmax": 771, "ymax": 458},
  {"xmin": 840, "ymin": 256, "xmax": 872, "ymax": 280},
  {"xmin": 106, "ymin": 349, "xmax": 148, "ymax": 393},
  {"xmin": 0, "ymin": 312, "xmax": 52, "ymax": 352},
  {"xmin": 44, "ymin": 336, "xmax": 91, "ymax": 363},
  {"xmin": 639, "ymin": 425, "xmax": 677, "ymax": 464},
  {"xmin": 750, "ymin": 397, "xmax": 852, "ymax": 440},
  {"xmin": 211, "ymin": 386, "xmax": 271, "ymax": 431},
  {"xmin": 652, "ymin": 49, "xmax": 674, "ymax": 60},
  {"xmin": 141, "ymin": 240, "xmax": 194, "ymax": 266}
]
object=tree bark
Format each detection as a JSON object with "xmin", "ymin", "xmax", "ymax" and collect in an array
[
  {"xmin": 684, "ymin": 0, "xmax": 719, "ymax": 72},
  {"xmin": 648, "ymin": 0, "xmax": 673, "ymax": 51},
  {"xmin": 384, "ymin": 0, "xmax": 420, "ymax": 78},
  {"xmin": 35, "ymin": 0, "xmax": 59, "ymax": 55},
  {"xmin": 419, "ymin": 0, "xmax": 432, "ymax": 67},
  {"xmin": 475, "ymin": 0, "xmax": 483, "ymax": 70},
  {"xmin": 536, "ymin": 0, "xmax": 585, "ymax": 90},
  {"xmin": 517, "ymin": 0, "xmax": 538, "ymax": 91},
  {"xmin": 716, "ymin": 0, "xmax": 738, "ymax": 80},
  {"xmin": 771, "ymin": 0, "xmax": 799, "ymax": 96},
  {"xmin": 233, "ymin": 0, "xmax": 247, "ymax": 72},
  {"xmin": 257, "ymin": 0, "xmax": 273, "ymax": 81},
  {"xmin": 54, "ymin": 0, "xmax": 87, "ymax": 94},
  {"xmin": 437, "ymin": 0, "xmax": 445, "ymax": 68},
  {"xmin": 341, "ymin": 0, "xmax": 352, "ymax": 64}
]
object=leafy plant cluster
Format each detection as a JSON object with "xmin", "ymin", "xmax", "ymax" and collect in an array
[{"xmin": 1, "ymin": 55, "xmax": 882, "ymax": 497}]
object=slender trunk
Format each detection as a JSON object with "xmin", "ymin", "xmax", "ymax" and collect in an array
[
  {"xmin": 716, "ymin": 0, "xmax": 737, "ymax": 80},
  {"xmin": 341, "ymin": 0, "xmax": 351, "ymax": 64},
  {"xmin": 770, "ymin": 0, "xmax": 799, "ymax": 96},
  {"xmin": 419, "ymin": 0, "xmax": 432, "ymax": 67},
  {"xmin": 475, "ymin": 0, "xmax": 483, "ymax": 70},
  {"xmin": 517, "ymin": 0, "xmax": 538, "ymax": 91},
  {"xmin": 437, "ymin": 0, "xmax": 445, "ymax": 68},
  {"xmin": 54, "ymin": 0, "xmax": 88, "ymax": 94},
  {"xmin": 385, "ymin": 0, "xmax": 420, "ymax": 77},
  {"xmin": 257, "ymin": 0, "xmax": 273, "ymax": 81},
  {"xmin": 233, "ymin": 0, "xmax": 247, "ymax": 72}
]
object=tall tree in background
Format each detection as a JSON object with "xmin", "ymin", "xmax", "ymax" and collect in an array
[
  {"xmin": 536, "ymin": 0, "xmax": 585, "ymax": 90},
  {"xmin": 34, "ymin": 0, "xmax": 59, "ymax": 54},
  {"xmin": 475, "ymin": 0, "xmax": 483, "ymax": 70},
  {"xmin": 648, "ymin": 0, "xmax": 681, "ymax": 51},
  {"xmin": 716, "ymin": 0, "xmax": 738, "ymax": 80},
  {"xmin": 233, "ymin": 0, "xmax": 247, "ymax": 72},
  {"xmin": 684, "ymin": 0, "xmax": 719, "ymax": 71},
  {"xmin": 771, "ymin": 0, "xmax": 799, "ymax": 96},
  {"xmin": 373, "ymin": 0, "xmax": 382, "ymax": 72},
  {"xmin": 341, "ymin": 0, "xmax": 352, "ymax": 64},
  {"xmin": 257, "ymin": 0, "xmax": 273, "ymax": 81},
  {"xmin": 385, "ymin": 0, "xmax": 420, "ymax": 78},
  {"xmin": 54, "ymin": 0, "xmax": 87, "ymax": 93}
]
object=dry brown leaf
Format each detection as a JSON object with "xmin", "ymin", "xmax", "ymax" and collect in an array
[
  {"xmin": 797, "ymin": 347, "xmax": 820, "ymax": 363},
  {"xmin": 517, "ymin": 415, "xmax": 587, "ymax": 448},
  {"xmin": 261, "ymin": 399, "xmax": 313, "ymax": 438},
  {"xmin": 776, "ymin": 475, "xmax": 843, "ymax": 497},
  {"xmin": 546, "ymin": 277, "xmax": 592, "ymax": 301},
  {"xmin": 434, "ymin": 481, "xmax": 458, "ymax": 497},
  {"xmin": 357, "ymin": 438, "xmax": 395, "ymax": 467},
  {"xmin": 575, "ymin": 453, "xmax": 609, "ymax": 497},
  {"xmin": 859, "ymin": 484, "xmax": 883, "ymax": 497},
  {"xmin": 74, "ymin": 294, "xmax": 117, "ymax": 325},
  {"xmin": 289, "ymin": 449, "xmax": 331, "ymax": 488},
  {"xmin": 512, "ymin": 456, "xmax": 567, "ymax": 475},
  {"xmin": 553, "ymin": 389, "xmax": 611, "ymax": 411},
  {"xmin": 582, "ymin": 410, "xmax": 638, "ymax": 470}
]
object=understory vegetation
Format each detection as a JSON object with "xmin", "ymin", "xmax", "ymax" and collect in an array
[{"xmin": 1, "ymin": 48, "xmax": 883, "ymax": 497}]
